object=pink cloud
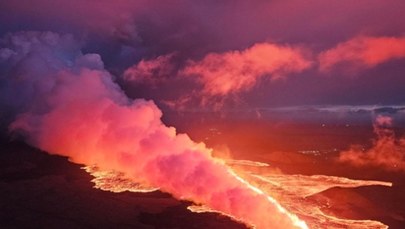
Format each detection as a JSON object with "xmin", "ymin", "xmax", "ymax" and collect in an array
[
  {"xmin": 338, "ymin": 115, "xmax": 405, "ymax": 172},
  {"xmin": 123, "ymin": 53, "xmax": 176, "ymax": 85},
  {"xmin": 319, "ymin": 36, "xmax": 405, "ymax": 72},
  {"xmin": 182, "ymin": 42, "xmax": 312, "ymax": 97}
]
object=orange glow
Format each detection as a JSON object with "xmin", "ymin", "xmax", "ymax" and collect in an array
[
  {"xmin": 85, "ymin": 159, "xmax": 391, "ymax": 229},
  {"xmin": 250, "ymin": 174, "xmax": 392, "ymax": 198},
  {"xmin": 187, "ymin": 204, "xmax": 252, "ymax": 228},
  {"xmin": 83, "ymin": 165, "xmax": 159, "ymax": 193},
  {"xmin": 226, "ymin": 159, "xmax": 270, "ymax": 167},
  {"xmin": 228, "ymin": 168, "xmax": 309, "ymax": 229}
]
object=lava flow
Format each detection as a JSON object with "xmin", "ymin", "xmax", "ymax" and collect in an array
[{"xmin": 85, "ymin": 159, "xmax": 392, "ymax": 229}]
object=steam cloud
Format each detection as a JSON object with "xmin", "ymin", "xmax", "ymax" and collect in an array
[
  {"xmin": 319, "ymin": 36, "xmax": 405, "ymax": 72},
  {"xmin": 3, "ymin": 31, "xmax": 306, "ymax": 229},
  {"xmin": 338, "ymin": 115, "xmax": 405, "ymax": 172}
]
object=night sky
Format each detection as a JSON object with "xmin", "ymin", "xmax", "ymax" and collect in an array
[{"xmin": 1, "ymin": 0, "xmax": 404, "ymax": 113}]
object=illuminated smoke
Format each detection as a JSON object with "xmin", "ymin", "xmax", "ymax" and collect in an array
[
  {"xmin": 338, "ymin": 115, "xmax": 405, "ymax": 172},
  {"xmin": 4, "ymin": 31, "xmax": 306, "ymax": 229}
]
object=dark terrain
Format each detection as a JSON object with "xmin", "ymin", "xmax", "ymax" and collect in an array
[{"xmin": 0, "ymin": 140, "xmax": 247, "ymax": 229}]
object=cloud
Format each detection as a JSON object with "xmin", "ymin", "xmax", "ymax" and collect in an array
[
  {"xmin": 123, "ymin": 53, "xmax": 176, "ymax": 86},
  {"xmin": 0, "ymin": 31, "xmax": 82, "ymax": 124},
  {"xmin": 122, "ymin": 42, "xmax": 312, "ymax": 110},
  {"xmin": 2, "ymin": 1, "xmax": 405, "ymax": 109},
  {"xmin": 4, "ymin": 31, "xmax": 306, "ymax": 229},
  {"xmin": 319, "ymin": 36, "xmax": 405, "ymax": 72},
  {"xmin": 338, "ymin": 115, "xmax": 405, "ymax": 172},
  {"xmin": 0, "ymin": 0, "xmax": 143, "ymax": 38},
  {"xmin": 182, "ymin": 43, "xmax": 312, "ymax": 97}
]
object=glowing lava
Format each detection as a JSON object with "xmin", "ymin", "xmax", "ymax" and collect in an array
[
  {"xmin": 85, "ymin": 159, "xmax": 391, "ymax": 229},
  {"xmin": 83, "ymin": 165, "xmax": 159, "ymax": 193}
]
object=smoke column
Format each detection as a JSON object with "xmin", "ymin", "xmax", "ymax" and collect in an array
[
  {"xmin": 339, "ymin": 115, "xmax": 405, "ymax": 172},
  {"xmin": 3, "ymin": 31, "xmax": 307, "ymax": 229}
]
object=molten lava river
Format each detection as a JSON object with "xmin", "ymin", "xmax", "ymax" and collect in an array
[{"xmin": 83, "ymin": 158, "xmax": 391, "ymax": 229}]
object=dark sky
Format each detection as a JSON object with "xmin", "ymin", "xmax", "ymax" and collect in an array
[{"xmin": 1, "ymin": 0, "xmax": 405, "ymax": 110}]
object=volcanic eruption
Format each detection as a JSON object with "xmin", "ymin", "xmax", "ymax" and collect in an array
[
  {"xmin": 4, "ymin": 31, "xmax": 307, "ymax": 229},
  {"xmin": 1, "ymin": 1, "xmax": 405, "ymax": 228}
]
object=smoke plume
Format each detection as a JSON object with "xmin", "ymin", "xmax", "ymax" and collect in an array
[
  {"xmin": 3, "ymin": 31, "xmax": 306, "ymax": 229},
  {"xmin": 338, "ymin": 115, "xmax": 405, "ymax": 172}
]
